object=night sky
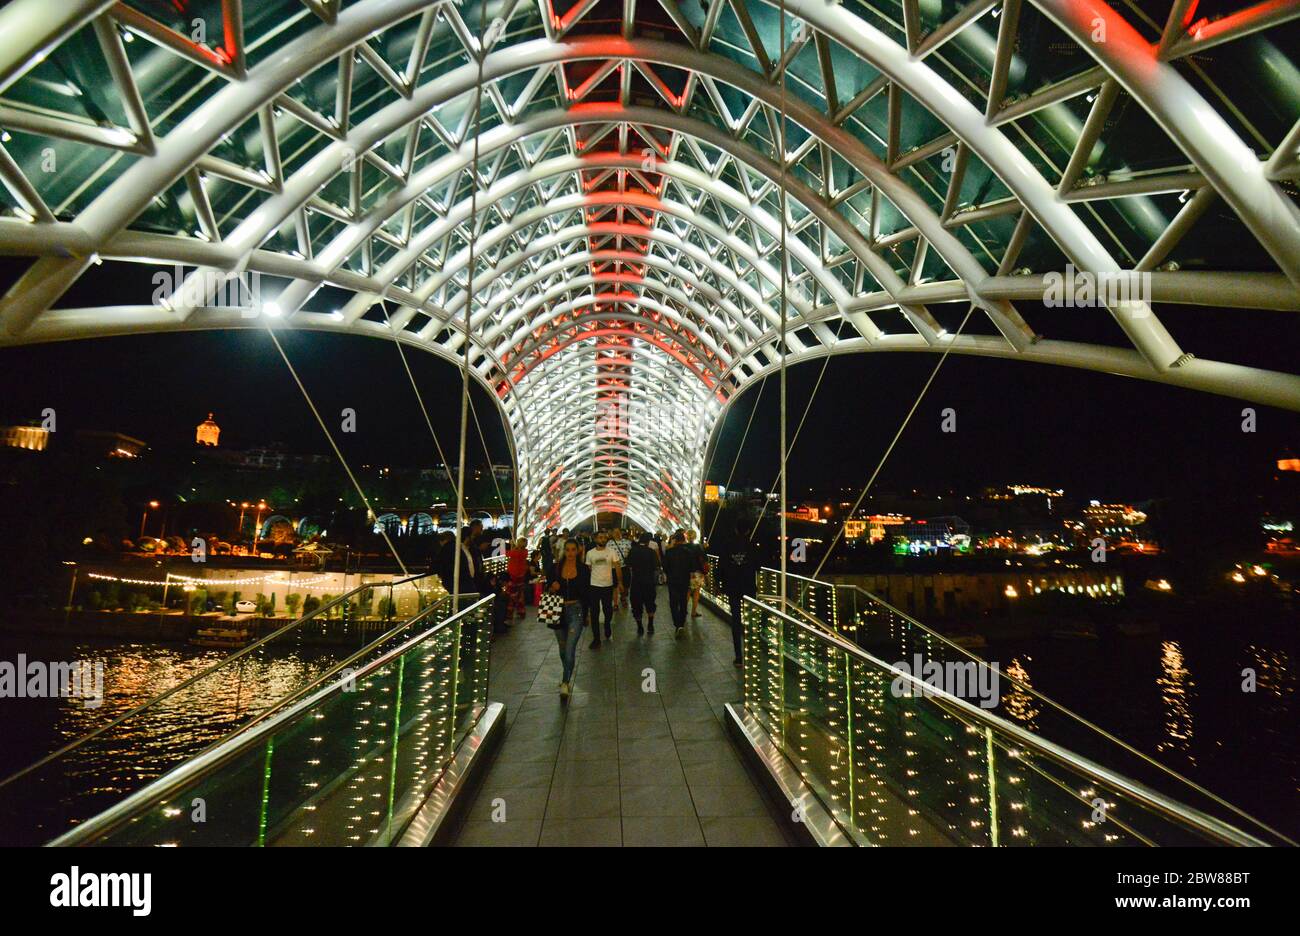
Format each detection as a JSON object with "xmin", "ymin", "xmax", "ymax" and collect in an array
[
  {"xmin": 1, "ymin": 303, "xmax": 1296, "ymax": 507},
  {"xmin": 714, "ymin": 347, "xmax": 1299, "ymax": 502},
  {"xmin": 0, "ymin": 327, "xmax": 511, "ymax": 473}
]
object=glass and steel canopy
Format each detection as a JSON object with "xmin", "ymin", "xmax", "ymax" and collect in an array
[{"xmin": 0, "ymin": 0, "xmax": 1297, "ymax": 532}]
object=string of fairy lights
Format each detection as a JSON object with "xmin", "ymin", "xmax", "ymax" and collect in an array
[
  {"xmin": 143, "ymin": 597, "xmax": 492, "ymax": 845},
  {"xmin": 745, "ymin": 554, "xmax": 1141, "ymax": 843},
  {"xmin": 746, "ymin": 578, "xmax": 1150, "ymax": 844},
  {"xmin": 87, "ymin": 571, "xmax": 327, "ymax": 587},
  {"xmin": 84, "ymin": 571, "xmax": 447, "ymax": 595},
  {"xmin": 330, "ymin": 601, "xmax": 489, "ymax": 845}
]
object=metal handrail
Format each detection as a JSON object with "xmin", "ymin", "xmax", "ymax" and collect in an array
[
  {"xmin": 757, "ymin": 564, "xmax": 1297, "ymax": 846},
  {"xmin": 743, "ymin": 595, "xmax": 1270, "ymax": 847},
  {"xmin": 48, "ymin": 594, "xmax": 495, "ymax": 847},
  {"xmin": 0, "ymin": 568, "xmax": 445, "ymax": 792}
]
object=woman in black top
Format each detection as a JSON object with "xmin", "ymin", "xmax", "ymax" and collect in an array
[{"xmin": 546, "ymin": 539, "xmax": 589, "ymax": 698}]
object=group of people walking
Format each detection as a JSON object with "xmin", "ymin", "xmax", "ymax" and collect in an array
[
  {"xmin": 435, "ymin": 519, "xmax": 761, "ymax": 701},
  {"xmin": 533, "ymin": 526, "xmax": 746, "ymax": 699}
]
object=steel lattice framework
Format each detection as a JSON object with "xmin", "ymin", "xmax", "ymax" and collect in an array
[{"xmin": 0, "ymin": 0, "xmax": 1297, "ymax": 533}]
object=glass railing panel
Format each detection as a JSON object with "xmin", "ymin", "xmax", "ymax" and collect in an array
[
  {"xmin": 741, "ymin": 599, "xmax": 785, "ymax": 751},
  {"xmin": 739, "ymin": 596, "xmax": 1267, "ymax": 847},
  {"xmin": 758, "ymin": 567, "xmax": 1292, "ymax": 845},
  {"xmin": 844, "ymin": 584, "xmax": 973, "ymax": 672},
  {"xmin": 451, "ymin": 608, "xmax": 491, "ymax": 751},
  {"xmin": 53, "ymin": 597, "xmax": 494, "ymax": 847},
  {"xmin": 703, "ymin": 555, "xmax": 727, "ymax": 613},
  {"xmin": 261, "ymin": 642, "xmax": 414, "ymax": 848},
  {"xmin": 0, "ymin": 573, "xmax": 447, "ymax": 845},
  {"xmin": 842, "ymin": 648, "xmax": 993, "ymax": 845},
  {"xmin": 846, "ymin": 584, "xmax": 1292, "ymax": 843},
  {"xmin": 366, "ymin": 625, "xmax": 461, "ymax": 847},
  {"xmin": 755, "ymin": 565, "xmax": 850, "ymax": 637},
  {"xmin": 756, "ymin": 567, "xmax": 780, "ymax": 601},
  {"xmin": 72, "ymin": 642, "xmax": 410, "ymax": 846},
  {"xmin": 893, "ymin": 697, "xmax": 996, "ymax": 845},
  {"xmin": 786, "ymin": 623, "xmax": 858, "ymax": 838},
  {"xmin": 386, "ymin": 624, "xmax": 461, "ymax": 838},
  {"xmin": 986, "ymin": 734, "xmax": 1141, "ymax": 846},
  {"xmin": 844, "ymin": 651, "xmax": 921, "ymax": 843},
  {"xmin": 983, "ymin": 727, "xmax": 1245, "ymax": 846}
]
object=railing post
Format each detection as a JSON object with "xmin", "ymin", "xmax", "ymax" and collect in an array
[
  {"xmin": 385, "ymin": 653, "xmax": 406, "ymax": 844},
  {"xmin": 477, "ymin": 604, "xmax": 490, "ymax": 708},
  {"xmin": 986, "ymin": 726, "xmax": 999, "ymax": 847},
  {"xmin": 844, "ymin": 647, "xmax": 856, "ymax": 834},
  {"xmin": 775, "ymin": 610, "xmax": 785, "ymax": 751},
  {"xmin": 445, "ymin": 618, "xmax": 461, "ymax": 763},
  {"xmin": 740, "ymin": 597, "xmax": 750, "ymax": 704},
  {"xmin": 256, "ymin": 736, "xmax": 274, "ymax": 848}
]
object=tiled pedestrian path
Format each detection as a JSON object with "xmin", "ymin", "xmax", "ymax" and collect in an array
[{"xmin": 450, "ymin": 588, "xmax": 793, "ymax": 846}]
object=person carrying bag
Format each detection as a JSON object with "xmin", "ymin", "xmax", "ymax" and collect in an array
[{"xmin": 545, "ymin": 539, "xmax": 589, "ymax": 699}]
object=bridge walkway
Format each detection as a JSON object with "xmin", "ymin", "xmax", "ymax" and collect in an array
[{"xmin": 450, "ymin": 587, "xmax": 795, "ymax": 846}]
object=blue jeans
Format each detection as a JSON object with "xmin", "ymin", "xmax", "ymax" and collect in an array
[{"xmin": 555, "ymin": 601, "xmax": 583, "ymax": 683}]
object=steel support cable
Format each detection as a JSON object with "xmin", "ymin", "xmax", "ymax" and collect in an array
[
  {"xmin": 379, "ymin": 295, "xmax": 509, "ymax": 543},
  {"xmin": 378, "ymin": 299, "xmax": 458, "ymax": 496},
  {"xmin": 467, "ymin": 389, "xmax": 510, "ymax": 518},
  {"xmin": 778, "ymin": 0, "xmax": 789, "ymax": 604},
  {"xmin": 702, "ymin": 376, "xmax": 768, "ymax": 545},
  {"xmin": 810, "ymin": 306, "xmax": 976, "ymax": 579},
  {"xmin": 748, "ymin": 351, "xmax": 833, "ymax": 541},
  {"xmin": 265, "ymin": 328, "xmax": 409, "ymax": 576},
  {"xmin": 451, "ymin": 4, "xmax": 488, "ymax": 603}
]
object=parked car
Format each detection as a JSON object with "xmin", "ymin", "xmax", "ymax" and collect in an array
[{"xmin": 234, "ymin": 599, "xmax": 257, "ymax": 614}]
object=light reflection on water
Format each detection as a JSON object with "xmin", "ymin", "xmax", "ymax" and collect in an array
[
  {"xmin": 1155, "ymin": 640, "xmax": 1195, "ymax": 761},
  {"xmin": 1001, "ymin": 657, "xmax": 1040, "ymax": 733},
  {"xmin": 0, "ymin": 635, "xmax": 338, "ymax": 844},
  {"xmin": 1245, "ymin": 644, "xmax": 1296, "ymax": 711},
  {"xmin": 987, "ymin": 629, "xmax": 1298, "ymax": 840},
  {"xmin": 1240, "ymin": 643, "xmax": 1299, "ymax": 801},
  {"xmin": 53, "ymin": 644, "xmax": 332, "ymax": 760}
]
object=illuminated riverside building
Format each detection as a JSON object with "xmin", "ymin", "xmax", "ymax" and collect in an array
[
  {"xmin": 0, "ymin": 0, "xmax": 1297, "ymax": 851},
  {"xmin": 894, "ymin": 515, "xmax": 972, "ymax": 553},
  {"xmin": 843, "ymin": 513, "xmax": 910, "ymax": 542},
  {"xmin": 1077, "ymin": 501, "xmax": 1154, "ymax": 550},
  {"xmin": 975, "ymin": 520, "xmax": 1073, "ymax": 554},
  {"xmin": 832, "ymin": 567, "xmax": 1125, "ymax": 618},
  {"xmin": 195, "ymin": 413, "xmax": 221, "ymax": 447},
  {"xmin": 0, "ymin": 424, "xmax": 48, "ymax": 452}
]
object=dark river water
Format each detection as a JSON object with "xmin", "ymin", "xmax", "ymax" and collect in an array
[
  {"xmin": 1, "ymin": 618, "xmax": 1296, "ymax": 844},
  {"xmin": 983, "ymin": 624, "xmax": 1299, "ymax": 842},
  {"xmin": 0, "ymin": 632, "xmax": 339, "ymax": 845}
]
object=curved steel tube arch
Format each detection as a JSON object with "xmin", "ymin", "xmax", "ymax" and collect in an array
[{"xmin": 0, "ymin": 0, "xmax": 1297, "ymax": 533}]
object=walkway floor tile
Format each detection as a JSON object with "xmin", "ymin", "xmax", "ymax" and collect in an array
[{"xmin": 448, "ymin": 587, "xmax": 791, "ymax": 847}]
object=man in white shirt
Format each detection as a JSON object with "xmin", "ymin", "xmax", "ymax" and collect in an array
[
  {"xmin": 554, "ymin": 528, "xmax": 569, "ymax": 565},
  {"xmin": 609, "ymin": 527, "xmax": 632, "ymax": 607},
  {"xmin": 585, "ymin": 530, "xmax": 622, "ymax": 647}
]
